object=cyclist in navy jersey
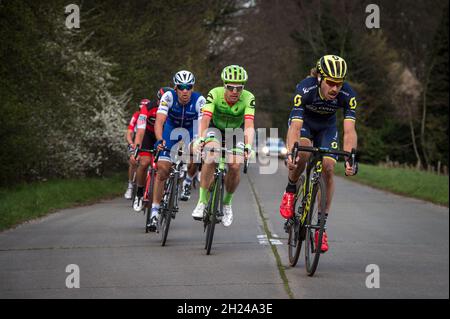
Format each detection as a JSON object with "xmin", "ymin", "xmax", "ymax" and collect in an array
[{"xmin": 280, "ymin": 55, "xmax": 359, "ymax": 253}]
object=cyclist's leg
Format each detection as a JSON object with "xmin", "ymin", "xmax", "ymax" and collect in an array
[
  {"xmin": 287, "ymin": 123, "xmax": 313, "ymax": 192},
  {"xmin": 317, "ymin": 125, "xmax": 339, "ymax": 215},
  {"xmin": 136, "ymin": 131, "xmax": 154, "ymax": 199},
  {"xmin": 192, "ymin": 130, "xmax": 220, "ymax": 219},
  {"xmin": 280, "ymin": 121, "xmax": 313, "ymax": 219},
  {"xmin": 180, "ymin": 131, "xmax": 197, "ymax": 200}
]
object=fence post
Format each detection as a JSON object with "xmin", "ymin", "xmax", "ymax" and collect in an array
[{"xmin": 437, "ymin": 161, "xmax": 441, "ymax": 176}]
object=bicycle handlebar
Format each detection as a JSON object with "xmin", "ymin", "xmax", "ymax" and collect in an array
[
  {"xmin": 133, "ymin": 145, "xmax": 155, "ymax": 160},
  {"xmin": 202, "ymin": 146, "xmax": 250, "ymax": 174},
  {"xmin": 290, "ymin": 142, "xmax": 357, "ymax": 165},
  {"xmin": 154, "ymin": 146, "xmax": 184, "ymax": 163}
]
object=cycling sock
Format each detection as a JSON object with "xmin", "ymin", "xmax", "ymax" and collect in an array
[
  {"xmin": 184, "ymin": 175, "xmax": 193, "ymax": 185},
  {"xmin": 285, "ymin": 178, "xmax": 297, "ymax": 193},
  {"xmin": 223, "ymin": 192, "xmax": 233, "ymax": 205},
  {"xmin": 318, "ymin": 213, "xmax": 329, "ymax": 225},
  {"xmin": 199, "ymin": 187, "xmax": 209, "ymax": 204},
  {"xmin": 128, "ymin": 181, "xmax": 133, "ymax": 187},
  {"xmin": 137, "ymin": 186, "xmax": 144, "ymax": 198},
  {"xmin": 151, "ymin": 205, "xmax": 160, "ymax": 218}
]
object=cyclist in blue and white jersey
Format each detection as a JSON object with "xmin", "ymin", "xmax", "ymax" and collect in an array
[{"xmin": 147, "ymin": 70, "xmax": 205, "ymax": 231}]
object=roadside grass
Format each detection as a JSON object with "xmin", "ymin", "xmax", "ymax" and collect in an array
[
  {"xmin": 335, "ymin": 163, "xmax": 449, "ymax": 206},
  {"xmin": 0, "ymin": 173, "xmax": 126, "ymax": 231}
]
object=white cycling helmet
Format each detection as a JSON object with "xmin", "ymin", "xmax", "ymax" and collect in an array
[{"xmin": 173, "ymin": 70, "xmax": 195, "ymax": 86}]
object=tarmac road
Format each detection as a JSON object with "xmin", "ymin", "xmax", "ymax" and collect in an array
[{"xmin": 0, "ymin": 159, "xmax": 448, "ymax": 299}]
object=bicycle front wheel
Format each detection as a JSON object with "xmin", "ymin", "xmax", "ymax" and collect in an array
[
  {"xmin": 161, "ymin": 174, "xmax": 178, "ymax": 246},
  {"xmin": 205, "ymin": 173, "xmax": 222, "ymax": 255},
  {"xmin": 288, "ymin": 176, "xmax": 306, "ymax": 267},
  {"xmin": 305, "ymin": 176, "xmax": 327, "ymax": 276}
]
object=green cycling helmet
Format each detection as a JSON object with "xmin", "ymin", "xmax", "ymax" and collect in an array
[{"xmin": 221, "ymin": 65, "xmax": 248, "ymax": 84}]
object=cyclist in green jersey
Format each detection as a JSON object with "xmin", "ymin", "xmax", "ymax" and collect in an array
[{"xmin": 192, "ymin": 65, "xmax": 255, "ymax": 227}]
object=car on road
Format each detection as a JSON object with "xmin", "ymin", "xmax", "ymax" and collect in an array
[{"xmin": 259, "ymin": 137, "xmax": 288, "ymax": 159}]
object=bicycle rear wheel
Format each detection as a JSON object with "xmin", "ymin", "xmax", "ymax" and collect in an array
[
  {"xmin": 305, "ymin": 176, "xmax": 327, "ymax": 276},
  {"xmin": 288, "ymin": 176, "xmax": 306, "ymax": 267},
  {"xmin": 205, "ymin": 173, "xmax": 222, "ymax": 255}
]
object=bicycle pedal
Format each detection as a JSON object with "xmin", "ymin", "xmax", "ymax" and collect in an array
[{"xmin": 193, "ymin": 216, "xmax": 203, "ymax": 221}]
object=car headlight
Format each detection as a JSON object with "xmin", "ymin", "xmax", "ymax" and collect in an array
[
  {"xmin": 281, "ymin": 147, "xmax": 288, "ymax": 155},
  {"xmin": 262, "ymin": 146, "xmax": 269, "ymax": 154}
]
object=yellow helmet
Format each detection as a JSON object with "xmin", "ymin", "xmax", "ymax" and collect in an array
[{"xmin": 316, "ymin": 55, "xmax": 348, "ymax": 81}]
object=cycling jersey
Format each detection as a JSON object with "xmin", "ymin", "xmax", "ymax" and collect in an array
[
  {"xmin": 288, "ymin": 77, "xmax": 358, "ymax": 161},
  {"xmin": 136, "ymin": 100, "xmax": 158, "ymax": 157},
  {"xmin": 289, "ymin": 77, "xmax": 357, "ymax": 125},
  {"xmin": 202, "ymin": 87, "xmax": 255, "ymax": 131},
  {"xmin": 137, "ymin": 100, "xmax": 159, "ymax": 133},
  {"xmin": 157, "ymin": 89, "xmax": 205, "ymax": 162}
]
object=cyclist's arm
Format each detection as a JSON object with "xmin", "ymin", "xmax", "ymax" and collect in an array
[
  {"xmin": 134, "ymin": 109, "xmax": 147, "ymax": 147},
  {"xmin": 199, "ymin": 91, "xmax": 215, "ymax": 139},
  {"xmin": 154, "ymin": 91, "xmax": 174, "ymax": 141},
  {"xmin": 243, "ymin": 94, "xmax": 256, "ymax": 148},
  {"xmin": 244, "ymin": 119, "xmax": 255, "ymax": 148},
  {"xmin": 342, "ymin": 84, "xmax": 358, "ymax": 153},
  {"xmin": 287, "ymin": 88, "xmax": 305, "ymax": 152},
  {"xmin": 127, "ymin": 112, "xmax": 139, "ymax": 145},
  {"xmin": 198, "ymin": 113, "xmax": 211, "ymax": 139},
  {"xmin": 287, "ymin": 120, "xmax": 303, "ymax": 153},
  {"xmin": 343, "ymin": 119, "xmax": 357, "ymax": 153},
  {"xmin": 154, "ymin": 113, "xmax": 167, "ymax": 141},
  {"xmin": 126, "ymin": 129, "xmax": 134, "ymax": 145}
]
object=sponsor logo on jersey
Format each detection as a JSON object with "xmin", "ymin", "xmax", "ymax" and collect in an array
[{"xmin": 303, "ymin": 85, "xmax": 317, "ymax": 94}]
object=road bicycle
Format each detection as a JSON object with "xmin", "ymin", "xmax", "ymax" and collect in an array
[
  {"xmin": 133, "ymin": 147, "xmax": 157, "ymax": 233},
  {"xmin": 285, "ymin": 142, "xmax": 356, "ymax": 276},
  {"xmin": 155, "ymin": 144, "xmax": 185, "ymax": 246},
  {"xmin": 200, "ymin": 141, "xmax": 249, "ymax": 255}
]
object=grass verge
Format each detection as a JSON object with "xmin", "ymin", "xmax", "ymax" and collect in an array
[
  {"xmin": 335, "ymin": 163, "xmax": 449, "ymax": 206},
  {"xmin": 0, "ymin": 173, "xmax": 126, "ymax": 231}
]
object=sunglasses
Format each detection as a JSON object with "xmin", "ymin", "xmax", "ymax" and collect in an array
[
  {"xmin": 176, "ymin": 84, "xmax": 193, "ymax": 91},
  {"xmin": 225, "ymin": 84, "xmax": 244, "ymax": 92},
  {"xmin": 324, "ymin": 78, "xmax": 343, "ymax": 88}
]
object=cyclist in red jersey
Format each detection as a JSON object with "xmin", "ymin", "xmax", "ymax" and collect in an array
[
  {"xmin": 124, "ymin": 99, "xmax": 150, "ymax": 199},
  {"xmin": 132, "ymin": 87, "xmax": 172, "ymax": 211}
]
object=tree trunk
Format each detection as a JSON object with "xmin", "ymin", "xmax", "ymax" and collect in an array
[
  {"xmin": 420, "ymin": 57, "xmax": 435, "ymax": 168},
  {"xmin": 405, "ymin": 96, "xmax": 422, "ymax": 168}
]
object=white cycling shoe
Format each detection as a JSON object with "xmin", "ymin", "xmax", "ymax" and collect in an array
[
  {"xmin": 222, "ymin": 205, "xmax": 233, "ymax": 227},
  {"xmin": 192, "ymin": 202, "xmax": 206, "ymax": 220},
  {"xmin": 124, "ymin": 186, "xmax": 133, "ymax": 200},
  {"xmin": 133, "ymin": 196, "xmax": 143, "ymax": 212}
]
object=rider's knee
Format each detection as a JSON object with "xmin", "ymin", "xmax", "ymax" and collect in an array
[
  {"xmin": 228, "ymin": 163, "xmax": 241, "ymax": 173},
  {"xmin": 157, "ymin": 164, "xmax": 170, "ymax": 180},
  {"xmin": 322, "ymin": 159, "xmax": 336, "ymax": 177}
]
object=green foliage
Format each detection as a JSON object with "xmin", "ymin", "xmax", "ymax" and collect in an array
[
  {"xmin": 335, "ymin": 163, "xmax": 449, "ymax": 206},
  {"xmin": 0, "ymin": 173, "xmax": 125, "ymax": 231}
]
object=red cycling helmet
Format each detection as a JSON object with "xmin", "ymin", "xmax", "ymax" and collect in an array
[
  {"xmin": 156, "ymin": 87, "xmax": 172, "ymax": 101},
  {"xmin": 139, "ymin": 98, "xmax": 150, "ymax": 109}
]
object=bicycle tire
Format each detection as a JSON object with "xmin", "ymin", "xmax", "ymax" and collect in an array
[
  {"xmin": 305, "ymin": 176, "xmax": 327, "ymax": 276},
  {"xmin": 288, "ymin": 175, "xmax": 306, "ymax": 267},
  {"xmin": 144, "ymin": 169, "xmax": 156, "ymax": 233},
  {"xmin": 161, "ymin": 173, "xmax": 178, "ymax": 246},
  {"xmin": 205, "ymin": 172, "xmax": 222, "ymax": 255}
]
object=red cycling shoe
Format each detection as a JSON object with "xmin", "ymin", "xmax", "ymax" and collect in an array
[
  {"xmin": 314, "ymin": 230, "xmax": 329, "ymax": 252},
  {"xmin": 279, "ymin": 192, "xmax": 295, "ymax": 219}
]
